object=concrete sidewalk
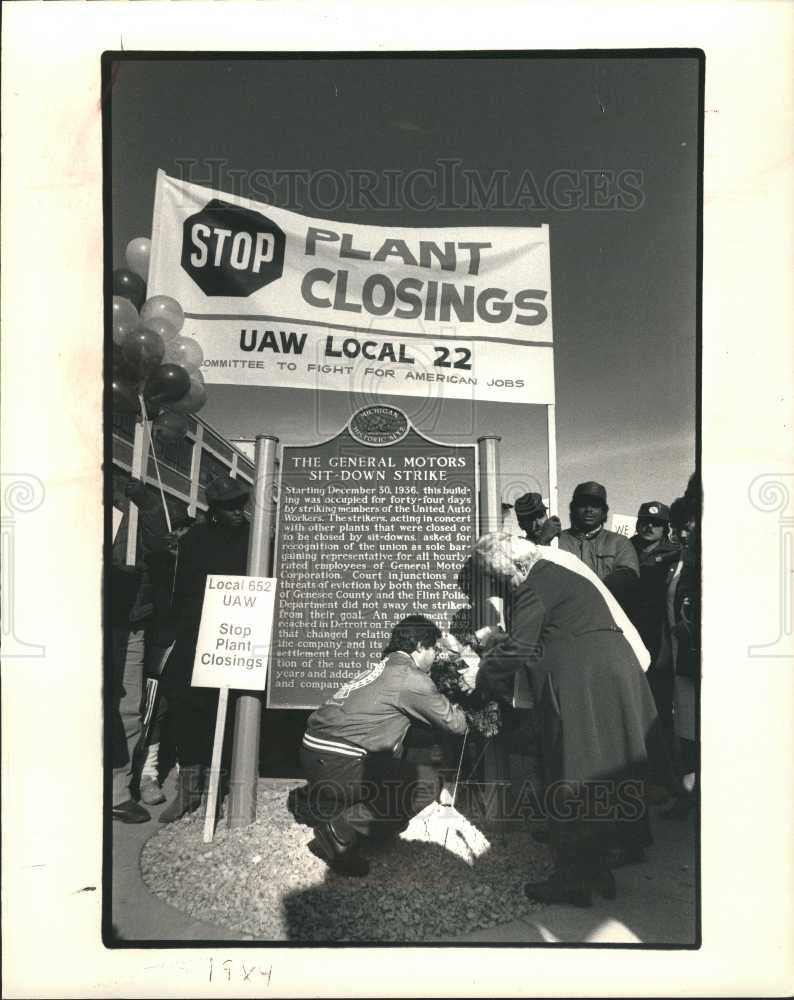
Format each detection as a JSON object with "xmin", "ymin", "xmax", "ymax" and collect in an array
[
  {"xmin": 110, "ymin": 771, "xmax": 241, "ymax": 942},
  {"xmin": 110, "ymin": 777, "xmax": 696, "ymax": 946},
  {"xmin": 440, "ymin": 808, "xmax": 697, "ymax": 944}
]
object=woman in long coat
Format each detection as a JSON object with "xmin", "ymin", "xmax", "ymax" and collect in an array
[{"xmin": 467, "ymin": 532, "xmax": 676, "ymax": 906}]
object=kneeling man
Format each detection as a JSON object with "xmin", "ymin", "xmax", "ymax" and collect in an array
[{"xmin": 300, "ymin": 615, "xmax": 468, "ymax": 876}]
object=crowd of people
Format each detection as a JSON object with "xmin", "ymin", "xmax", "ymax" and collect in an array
[
  {"xmin": 110, "ymin": 467, "xmax": 701, "ymax": 908},
  {"xmin": 298, "ymin": 475, "xmax": 701, "ymax": 905},
  {"xmin": 514, "ymin": 476, "xmax": 701, "ymax": 804}
]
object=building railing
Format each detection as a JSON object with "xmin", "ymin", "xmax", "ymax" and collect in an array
[{"xmin": 111, "ymin": 409, "xmax": 260, "ymax": 516}]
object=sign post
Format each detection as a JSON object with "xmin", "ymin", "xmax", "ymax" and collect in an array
[
  {"xmin": 546, "ymin": 403, "xmax": 558, "ymax": 518},
  {"xmin": 203, "ymin": 687, "xmax": 230, "ymax": 844},
  {"xmin": 191, "ymin": 571, "xmax": 277, "ymax": 842},
  {"xmin": 229, "ymin": 434, "xmax": 279, "ymax": 828},
  {"xmin": 475, "ymin": 436, "xmax": 511, "ymax": 819}
]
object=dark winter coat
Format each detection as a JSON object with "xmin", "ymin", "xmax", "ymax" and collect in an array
[
  {"xmin": 629, "ymin": 536, "xmax": 681, "ymax": 661},
  {"xmin": 109, "ymin": 498, "xmax": 171, "ymax": 628},
  {"xmin": 673, "ymin": 537, "xmax": 700, "ymax": 680},
  {"xmin": 475, "ymin": 558, "xmax": 673, "ymax": 793},
  {"xmin": 161, "ymin": 521, "xmax": 250, "ymax": 688},
  {"xmin": 307, "ymin": 651, "xmax": 467, "ymax": 756}
]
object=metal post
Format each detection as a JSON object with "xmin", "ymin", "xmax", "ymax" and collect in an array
[
  {"xmin": 475, "ymin": 435, "xmax": 509, "ymax": 821},
  {"xmin": 228, "ymin": 434, "xmax": 279, "ymax": 828},
  {"xmin": 546, "ymin": 403, "xmax": 559, "ymax": 518},
  {"xmin": 477, "ymin": 435, "xmax": 502, "ymax": 535},
  {"xmin": 474, "ymin": 433, "xmax": 502, "ymax": 619}
]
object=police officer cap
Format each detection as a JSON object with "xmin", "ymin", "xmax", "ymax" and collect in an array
[
  {"xmin": 514, "ymin": 492, "xmax": 547, "ymax": 520},
  {"xmin": 572, "ymin": 481, "xmax": 607, "ymax": 505},
  {"xmin": 637, "ymin": 501, "xmax": 671, "ymax": 522},
  {"xmin": 205, "ymin": 474, "xmax": 250, "ymax": 506}
]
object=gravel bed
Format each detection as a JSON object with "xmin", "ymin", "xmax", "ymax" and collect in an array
[{"xmin": 141, "ymin": 781, "xmax": 554, "ymax": 942}]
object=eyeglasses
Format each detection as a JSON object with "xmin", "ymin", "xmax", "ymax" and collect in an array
[{"xmin": 638, "ymin": 519, "xmax": 666, "ymax": 529}]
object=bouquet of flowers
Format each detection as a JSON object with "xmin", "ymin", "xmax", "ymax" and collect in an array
[{"xmin": 430, "ymin": 626, "xmax": 507, "ymax": 738}]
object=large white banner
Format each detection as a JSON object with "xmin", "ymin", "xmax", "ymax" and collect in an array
[{"xmin": 149, "ymin": 171, "xmax": 555, "ymax": 404}]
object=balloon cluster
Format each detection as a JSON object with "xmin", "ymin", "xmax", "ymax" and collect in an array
[{"xmin": 111, "ymin": 237, "xmax": 207, "ymax": 443}]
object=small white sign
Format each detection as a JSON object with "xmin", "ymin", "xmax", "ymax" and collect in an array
[
  {"xmin": 609, "ymin": 513, "xmax": 637, "ymax": 538},
  {"xmin": 191, "ymin": 575, "xmax": 277, "ymax": 691}
]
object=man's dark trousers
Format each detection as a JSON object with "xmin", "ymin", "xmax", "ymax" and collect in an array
[{"xmin": 300, "ymin": 747, "xmax": 420, "ymax": 843}]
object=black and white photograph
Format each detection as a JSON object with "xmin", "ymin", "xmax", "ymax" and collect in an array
[
  {"xmin": 2, "ymin": 3, "xmax": 793, "ymax": 997},
  {"xmin": 105, "ymin": 51, "xmax": 701, "ymax": 947}
]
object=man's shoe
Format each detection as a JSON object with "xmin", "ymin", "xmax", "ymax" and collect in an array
[
  {"xmin": 158, "ymin": 765, "xmax": 204, "ymax": 824},
  {"xmin": 589, "ymin": 866, "xmax": 617, "ymax": 900},
  {"xmin": 308, "ymin": 840, "xmax": 370, "ymax": 876},
  {"xmin": 311, "ymin": 821, "xmax": 370, "ymax": 877},
  {"xmin": 139, "ymin": 776, "xmax": 166, "ymax": 806},
  {"xmin": 112, "ymin": 799, "xmax": 151, "ymax": 824},
  {"xmin": 287, "ymin": 786, "xmax": 315, "ymax": 827}
]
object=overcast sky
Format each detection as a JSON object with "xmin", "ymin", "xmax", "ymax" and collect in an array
[{"xmin": 111, "ymin": 54, "xmax": 699, "ymax": 517}]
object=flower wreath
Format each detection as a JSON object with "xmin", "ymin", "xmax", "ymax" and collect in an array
[{"xmin": 430, "ymin": 626, "xmax": 508, "ymax": 738}]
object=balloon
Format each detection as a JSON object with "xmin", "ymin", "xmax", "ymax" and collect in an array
[
  {"xmin": 141, "ymin": 317, "xmax": 177, "ymax": 344},
  {"xmin": 113, "ymin": 268, "xmax": 147, "ymax": 311},
  {"xmin": 140, "ymin": 295, "xmax": 184, "ymax": 338},
  {"xmin": 143, "ymin": 363, "xmax": 191, "ymax": 406},
  {"xmin": 121, "ymin": 327, "xmax": 165, "ymax": 379},
  {"xmin": 112, "ymin": 344, "xmax": 141, "ymax": 383},
  {"xmin": 152, "ymin": 410, "xmax": 189, "ymax": 443},
  {"xmin": 164, "ymin": 334, "xmax": 203, "ymax": 373},
  {"xmin": 111, "ymin": 376, "xmax": 141, "ymax": 415},
  {"xmin": 125, "ymin": 237, "xmax": 151, "ymax": 281},
  {"xmin": 112, "ymin": 296, "xmax": 139, "ymax": 346},
  {"xmin": 168, "ymin": 371, "xmax": 207, "ymax": 413}
]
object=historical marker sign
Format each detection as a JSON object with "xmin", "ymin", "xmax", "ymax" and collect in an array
[{"xmin": 268, "ymin": 405, "xmax": 478, "ymax": 708}]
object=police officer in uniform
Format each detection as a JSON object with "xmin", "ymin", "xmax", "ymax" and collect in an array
[
  {"xmin": 300, "ymin": 615, "xmax": 468, "ymax": 876},
  {"xmin": 630, "ymin": 501, "xmax": 682, "ymax": 744}
]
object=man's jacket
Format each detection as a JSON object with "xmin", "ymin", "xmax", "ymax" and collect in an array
[
  {"xmin": 557, "ymin": 525, "xmax": 640, "ymax": 610},
  {"xmin": 306, "ymin": 651, "xmax": 467, "ymax": 756}
]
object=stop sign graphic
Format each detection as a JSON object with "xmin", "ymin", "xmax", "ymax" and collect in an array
[{"xmin": 181, "ymin": 199, "xmax": 286, "ymax": 296}]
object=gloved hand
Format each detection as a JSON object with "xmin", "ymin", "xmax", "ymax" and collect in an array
[
  {"xmin": 125, "ymin": 477, "xmax": 159, "ymax": 510},
  {"xmin": 124, "ymin": 477, "xmax": 147, "ymax": 501},
  {"xmin": 536, "ymin": 516, "xmax": 562, "ymax": 544}
]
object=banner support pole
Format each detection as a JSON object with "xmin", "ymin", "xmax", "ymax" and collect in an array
[
  {"xmin": 476, "ymin": 435, "xmax": 509, "ymax": 825},
  {"xmin": 546, "ymin": 403, "xmax": 559, "ymax": 518},
  {"xmin": 476, "ymin": 435, "xmax": 502, "ymax": 535},
  {"xmin": 228, "ymin": 434, "xmax": 279, "ymax": 828}
]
